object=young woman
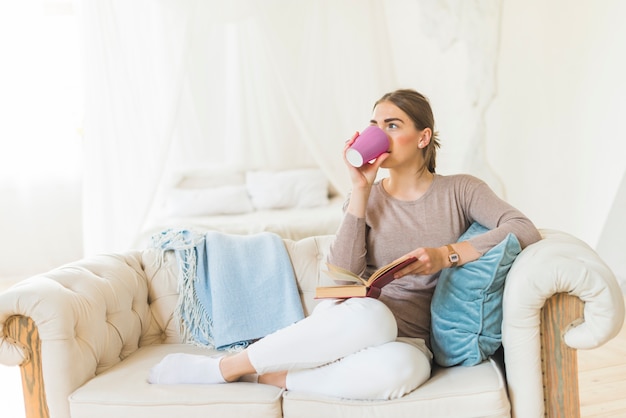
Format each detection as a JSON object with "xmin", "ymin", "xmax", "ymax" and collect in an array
[{"xmin": 149, "ymin": 89, "xmax": 541, "ymax": 400}]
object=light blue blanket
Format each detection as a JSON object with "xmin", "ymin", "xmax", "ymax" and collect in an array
[{"xmin": 152, "ymin": 229, "xmax": 304, "ymax": 350}]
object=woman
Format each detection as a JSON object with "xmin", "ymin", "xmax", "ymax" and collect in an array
[{"xmin": 149, "ymin": 88, "xmax": 541, "ymax": 399}]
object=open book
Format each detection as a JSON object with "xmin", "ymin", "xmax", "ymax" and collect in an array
[{"xmin": 315, "ymin": 256, "xmax": 417, "ymax": 299}]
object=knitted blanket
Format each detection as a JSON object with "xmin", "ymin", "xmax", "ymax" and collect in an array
[{"xmin": 152, "ymin": 229, "xmax": 304, "ymax": 350}]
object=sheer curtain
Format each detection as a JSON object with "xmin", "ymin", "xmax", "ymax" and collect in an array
[
  {"xmin": 80, "ymin": 0, "xmax": 504, "ymax": 255},
  {"xmin": 81, "ymin": 0, "xmax": 195, "ymax": 255}
]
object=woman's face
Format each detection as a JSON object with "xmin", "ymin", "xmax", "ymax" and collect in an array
[{"xmin": 370, "ymin": 101, "xmax": 429, "ymax": 170}]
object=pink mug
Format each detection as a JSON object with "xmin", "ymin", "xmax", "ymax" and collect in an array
[{"xmin": 346, "ymin": 126, "xmax": 390, "ymax": 167}]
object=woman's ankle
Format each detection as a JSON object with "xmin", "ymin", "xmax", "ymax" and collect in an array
[
  {"xmin": 220, "ymin": 352, "xmax": 256, "ymax": 382},
  {"xmin": 258, "ymin": 371, "xmax": 287, "ymax": 388}
]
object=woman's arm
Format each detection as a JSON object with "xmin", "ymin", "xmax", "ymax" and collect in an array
[
  {"xmin": 394, "ymin": 176, "xmax": 541, "ymax": 278},
  {"xmin": 465, "ymin": 179, "xmax": 541, "ymax": 253},
  {"xmin": 327, "ymin": 132, "xmax": 390, "ymax": 276}
]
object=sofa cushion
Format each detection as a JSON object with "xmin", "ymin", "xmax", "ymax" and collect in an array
[
  {"xmin": 430, "ymin": 222, "xmax": 522, "ymax": 367},
  {"xmin": 68, "ymin": 344, "xmax": 284, "ymax": 418},
  {"xmin": 282, "ymin": 359, "xmax": 510, "ymax": 418}
]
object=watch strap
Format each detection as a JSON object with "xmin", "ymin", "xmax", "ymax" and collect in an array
[{"xmin": 446, "ymin": 244, "xmax": 459, "ymax": 268}]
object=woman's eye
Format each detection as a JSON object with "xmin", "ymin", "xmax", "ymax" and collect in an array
[{"xmin": 388, "ymin": 123, "xmax": 398, "ymax": 129}]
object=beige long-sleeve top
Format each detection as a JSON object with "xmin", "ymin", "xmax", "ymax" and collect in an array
[{"xmin": 327, "ymin": 174, "xmax": 541, "ymax": 347}]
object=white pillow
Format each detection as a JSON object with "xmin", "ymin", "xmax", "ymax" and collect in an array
[
  {"xmin": 175, "ymin": 169, "xmax": 245, "ymax": 189},
  {"xmin": 246, "ymin": 169, "xmax": 329, "ymax": 210},
  {"xmin": 164, "ymin": 185, "xmax": 254, "ymax": 217}
]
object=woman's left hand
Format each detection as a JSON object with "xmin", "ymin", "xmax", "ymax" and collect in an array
[
  {"xmin": 392, "ymin": 247, "xmax": 449, "ymax": 278},
  {"xmin": 393, "ymin": 242, "xmax": 481, "ymax": 278}
]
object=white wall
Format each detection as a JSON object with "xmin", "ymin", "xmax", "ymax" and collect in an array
[
  {"xmin": 0, "ymin": 181, "xmax": 83, "ymax": 279},
  {"xmin": 597, "ymin": 171, "xmax": 626, "ymax": 290},
  {"xmin": 487, "ymin": 0, "xmax": 626, "ymax": 249},
  {"xmin": 0, "ymin": 4, "xmax": 84, "ymax": 281}
]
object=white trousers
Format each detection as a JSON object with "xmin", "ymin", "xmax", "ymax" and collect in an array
[{"xmin": 246, "ymin": 298, "xmax": 432, "ymax": 400}]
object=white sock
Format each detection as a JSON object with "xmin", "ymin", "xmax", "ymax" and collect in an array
[{"xmin": 148, "ymin": 353, "xmax": 226, "ymax": 384}]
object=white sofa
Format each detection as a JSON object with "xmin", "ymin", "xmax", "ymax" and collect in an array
[{"xmin": 0, "ymin": 229, "xmax": 623, "ymax": 418}]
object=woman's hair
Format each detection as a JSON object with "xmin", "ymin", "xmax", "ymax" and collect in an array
[{"xmin": 374, "ymin": 89, "xmax": 441, "ymax": 173}]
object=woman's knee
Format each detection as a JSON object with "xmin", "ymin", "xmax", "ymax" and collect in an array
[
  {"xmin": 369, "ymin": 341, "xmax": 432, "ymax": 399},
  {"xmin": 385, "ymin": 342, "xmax": 431, "ymax": 381}
]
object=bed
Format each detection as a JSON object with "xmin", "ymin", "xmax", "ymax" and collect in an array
[{"xmin": 134, "ymin": 168, "xmax": 344, "ymax": 248}]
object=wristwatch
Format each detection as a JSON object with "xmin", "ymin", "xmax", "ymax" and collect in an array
[{"xmin": 446, "ymin": 244, "xmax": 459, "ymax": 268}]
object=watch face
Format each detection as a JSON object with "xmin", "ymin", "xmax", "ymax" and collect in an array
[{"xmin": 450, "ymin": 254, "xmax": 460, "ymax": 263}]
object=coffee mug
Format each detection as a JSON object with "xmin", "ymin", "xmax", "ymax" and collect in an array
[{"xmin": 346, "ymin": 125, "xmax": 390, "ymax": 167}]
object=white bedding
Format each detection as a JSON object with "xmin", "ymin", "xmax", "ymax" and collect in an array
[
  {"xmin": 133, "ymin": 168, "xmax": 345, "ymax": 249},
  {"xmin": 134, "ymin": 195, "xmax": 344, "ymax": 249}
]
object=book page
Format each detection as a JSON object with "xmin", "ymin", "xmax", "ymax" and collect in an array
[
  {"xmin": 324, "ymin": 263, "xmax": 367, "ymax": 285},
  {"xmin": 366, "ymin": 257, "xmax": 417, "ymax": 286}
]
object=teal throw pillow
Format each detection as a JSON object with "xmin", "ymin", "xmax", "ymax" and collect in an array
[{"xmin": 430, "ymin": 222, "xmax": 521, "ymax": 367}]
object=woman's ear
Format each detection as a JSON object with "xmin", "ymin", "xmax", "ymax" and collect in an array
[{"xmin": 418, "ymin": 128, "xmax": 432, "ymax": 149}]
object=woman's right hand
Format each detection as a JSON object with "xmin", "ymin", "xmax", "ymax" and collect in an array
[{"xmin": 343, "ymin": 131, "xmax": 389, "ymax": 190}]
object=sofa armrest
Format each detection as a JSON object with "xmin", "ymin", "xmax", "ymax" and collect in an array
[
  {"xmin": 0, "ymin": 252, "xmax": 150, "ymax": 418},
  {"xmin": 502, "ymin": 229, "xmax": 625, "ymax": 418}
]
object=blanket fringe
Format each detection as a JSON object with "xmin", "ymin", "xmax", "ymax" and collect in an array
[{"xmin": 151, "ymin": 229, "xmax": 216, "ymax": 348}]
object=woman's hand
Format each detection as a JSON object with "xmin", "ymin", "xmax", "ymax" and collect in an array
[
  {"xmin": 392, "ymin": 242, "xmax": 482, "ymax": 278},
  {"xmin": 343, "ymin": 131, "xmax": 389, "ymax": 190},
  {"xmin": 343, "ymin": 131, "xmax": 390, "ymax": 218},
  {"xmin": 392, "ymin": 247, "xmax": 449, "ymax": 278}
]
